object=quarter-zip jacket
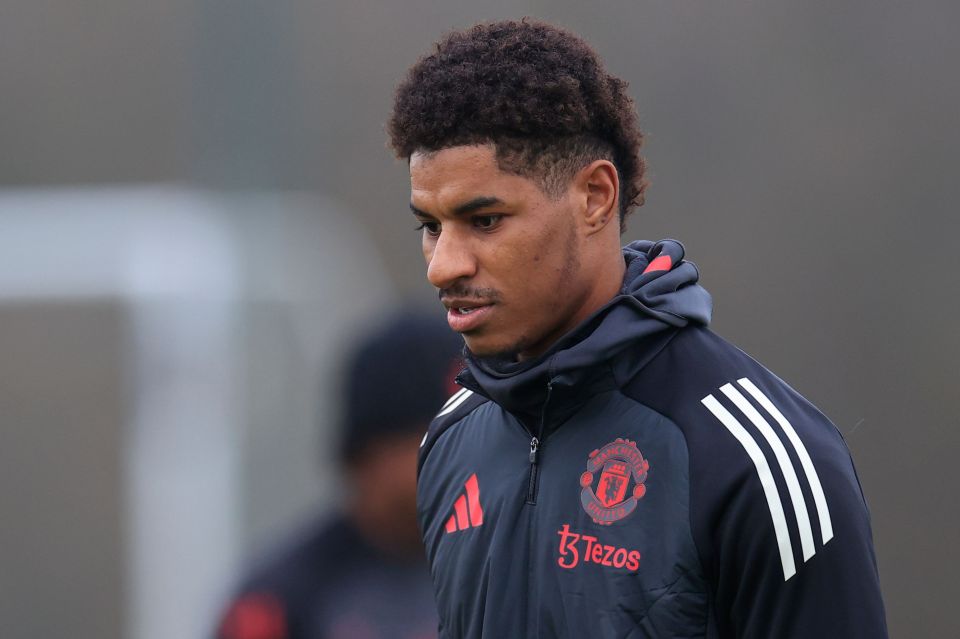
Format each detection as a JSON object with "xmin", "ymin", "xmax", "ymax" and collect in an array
[{"xmin": 417, "ymin": 240, "xmax": 887, "ymax": 638}]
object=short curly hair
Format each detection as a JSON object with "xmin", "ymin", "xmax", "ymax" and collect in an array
[{"xmin": 388, "ymin": 19, "xmax": 647, "ymax": 230}]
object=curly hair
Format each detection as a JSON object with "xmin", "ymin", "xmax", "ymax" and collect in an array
[{"xmin": 388, "ymin": 19, "xmax": 647, "ymax": 230}]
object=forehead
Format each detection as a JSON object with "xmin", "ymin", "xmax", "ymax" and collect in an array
[
  {"xmin": 410, "ymin": 144, "xmax": 497, "ymax": 186},
  {"xmin": 410, "ymin": 145, "xmax": 539, "ymax": 208}
]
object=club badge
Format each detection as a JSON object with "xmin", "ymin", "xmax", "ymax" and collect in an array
[{"xmin": 579, "ymin": 438, "xmax": 649, "ymax": 525}]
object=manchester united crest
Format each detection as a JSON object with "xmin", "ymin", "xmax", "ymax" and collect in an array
[{"xmin": 579, "ymin": 438, "xmax": 649, "ymax": 525}]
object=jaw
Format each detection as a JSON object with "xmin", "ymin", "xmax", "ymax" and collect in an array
[{"xmin": 460, "ymin": 321, "xmax": 523, "ymax": 360}]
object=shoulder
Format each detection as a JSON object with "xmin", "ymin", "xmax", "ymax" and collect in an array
[
  {"xmin": 624, "ymin": 326, "xmax": 865, "ymax": 573},
  {"xmin": 623, "ymin": 333, "xmax": 886, "ymax": 634},
  {"xmin": 623, "ymin": 326, "xmax": 856, "ymax": 499},
  {"xmin": 624, "ymin": 325, "xmax": 845, "ymax": 457},
  {"xmin": 417, "ymin": 387, "xmax": 491, "ymax": 477}
]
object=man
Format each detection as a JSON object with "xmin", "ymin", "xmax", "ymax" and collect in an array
[
  {"xmin": 388, "ymin": 20, "xmax": 887, "ymax": 638},
  {"xmin": 215, "ymin": 312, "xmax": 462, "ymax": 639}
]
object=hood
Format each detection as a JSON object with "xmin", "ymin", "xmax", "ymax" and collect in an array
[{"xmin": 457, "ymin": 239, "xmax": 712, "ymax": 425}]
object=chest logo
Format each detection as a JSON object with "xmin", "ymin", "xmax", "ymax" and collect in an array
[
  {"xmin": 579, "ymin": 438, "xmax": 649, "ymax": 525},
  {"xmin": 557, "ymin": 524, "xmax": 641, "ymax": 571},
  {"xmin": 444, "ymin": 473, "xmax": 484, "ymax": 533}
]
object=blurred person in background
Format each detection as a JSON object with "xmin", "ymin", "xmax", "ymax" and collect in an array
[{"xmin": 215, "ymin": 311, "xmax": 462, "ymax": 639}]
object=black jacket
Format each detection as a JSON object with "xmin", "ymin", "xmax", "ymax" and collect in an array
[{"xmin": 417, "ymin": 240, "xmax": 887, "ymax": 638}]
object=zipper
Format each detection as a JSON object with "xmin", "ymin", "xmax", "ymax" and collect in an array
[
  {"xmin": 525, "ymin": 380, "xmax": 553, "ymax": 505},
  {"xmin": 525, "ymin": 436, "xmax": 540, "ymax": 504}
]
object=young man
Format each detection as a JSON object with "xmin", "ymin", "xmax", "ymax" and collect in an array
[{"xmin": 388, "ymin": 20, "xmax": 887, "ymax": 639}]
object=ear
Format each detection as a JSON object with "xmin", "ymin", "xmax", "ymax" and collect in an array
[{"xmin": 575, "ymin": 160, "xmax": 619, "ymax": 236}]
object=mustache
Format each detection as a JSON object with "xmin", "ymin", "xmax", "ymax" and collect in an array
[{"xmin": 438, "ymin": 284, "xmax": 502, "ymax": 303}]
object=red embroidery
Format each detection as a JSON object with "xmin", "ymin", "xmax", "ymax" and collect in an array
[
  {"xmin": 556, "ymin": 524, "xmax": 641, "ymax": 571},
  {"xmin": 580, "ymin": 438, "xmax": 650, "ymax": 525},
  {"xmin": 444, "ymin": 473, "xmax": 484, "ymax": 533}
]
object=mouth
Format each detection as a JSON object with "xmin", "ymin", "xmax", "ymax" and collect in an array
[
  {"xmin": 444, "ymin": 302, "xmax": 495, "ymax": 333},
  {"xmin": 452, "ymin": 306, "xmax": 484, "ymax": 315}
]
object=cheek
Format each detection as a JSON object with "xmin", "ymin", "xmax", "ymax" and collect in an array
[
  {"xmin": 503, "ymin": 232, "xmax": 572, "ymax": 295},
  {"xmin": 488, "ymin": 256, "xmax": 569, "ymax": 342},
  {"xmin": 476, "ymin": 206, "xmax": 576, "ymax": 306}
]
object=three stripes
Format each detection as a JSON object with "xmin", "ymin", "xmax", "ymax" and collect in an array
[
  {"xmin": 437, "ymin": 388, "xmax": 474, "ymax": 417},
  {"xmin": 702, "ymin": 378, "xmax": 833, "ymax": 581},
  {"xmin": 445, "ymin": 473, "xmax": 484, "ymax": 533},
  {"xmin": 432, "ymin": 390, "xmax": 485, "ymax": 533},
  {"xmin": 421, "ymin": 388, "xmax": 477, "ymax": 449},
  {"xmin": 420, "ymin": 388, "xmax": 473, "ymax": 448}
]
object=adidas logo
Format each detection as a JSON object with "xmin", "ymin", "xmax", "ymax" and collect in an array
[{"xmin": 444, "ymin": 473, "xmax": 484, "ymax": 533}]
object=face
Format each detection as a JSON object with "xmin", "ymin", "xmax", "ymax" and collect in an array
[
  {"xmin": 349, "ymin": 431, "xmax": 424, "ymax": 554},
  {"xmin": 410, "ymin": 145, "xmax": 599, "ymax": 359}
]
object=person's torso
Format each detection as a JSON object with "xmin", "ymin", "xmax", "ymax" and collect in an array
[{"xmin": 419, "ymin": 384, "xmax": 710, "ymax": 638}]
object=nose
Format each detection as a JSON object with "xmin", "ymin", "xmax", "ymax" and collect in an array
[{"xmin": 426, "ymin": 230, "xmax": 477, "ymax": 289}]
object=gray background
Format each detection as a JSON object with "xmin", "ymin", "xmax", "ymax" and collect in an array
[{"xmin": 1, "ymin": 1, "xmax": 957, "ymax": 637}]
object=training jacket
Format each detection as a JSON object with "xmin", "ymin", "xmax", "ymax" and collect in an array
[{"xmin": 417, "ymin": 240, "xmax": 887, "ymax": 639}]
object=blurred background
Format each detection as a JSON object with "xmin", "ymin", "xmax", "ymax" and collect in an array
[{"xmin": 1, "ymin": 1, "xmax": 957, "ymax": 637}]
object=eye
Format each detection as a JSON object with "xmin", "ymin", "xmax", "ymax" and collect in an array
[
  {"xmin": 473, "ymin": 215, "xmax": 503, "ymax": 230},
  {"xmin": 415, "ymin": 221, "xmax": 441, "ymax": 237}
]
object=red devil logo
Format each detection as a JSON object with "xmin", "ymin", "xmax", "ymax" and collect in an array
[{"xmin": 579, "ymin": 438, "xmax": 649, "ymax": 525}]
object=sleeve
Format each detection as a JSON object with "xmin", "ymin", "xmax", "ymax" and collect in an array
[{"xmin": 692, "ymin": 378, "xmax": 888, "ymax": 638}]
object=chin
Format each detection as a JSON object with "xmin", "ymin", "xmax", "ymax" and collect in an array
[
  {"xmin": 463, "ymin": 332, "xmax": 528, "ymax": 361},
  {"xmin": 462, "ymin": 337, "xmax": 500, "ymax": 359}
]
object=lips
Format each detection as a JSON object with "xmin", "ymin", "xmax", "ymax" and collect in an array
[{"xmin": 445, "ymin": 303, "xmax": 494, "ymax": 333}]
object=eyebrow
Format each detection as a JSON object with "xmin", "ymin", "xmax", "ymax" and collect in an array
[{"xmin": 410, "ymin": 196, "xmax": 505, "ymax": 218}]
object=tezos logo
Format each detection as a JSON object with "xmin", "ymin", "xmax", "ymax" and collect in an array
[
  {"xmin": 580, "ymin": 438, "xmax": 649, "ymax": 525},
  {"xmin": 556, "ymin": 524, "xmax": 641, "ymax": 571}
]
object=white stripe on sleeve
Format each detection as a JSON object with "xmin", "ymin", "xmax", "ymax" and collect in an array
[
  {"xmin": 702, "ymin": 394, "xmax": 797, "ymax": 581},
  {"xmin": 439, "ymin": 387, "xmax": 468, "ymax": 412},
  {"xmin": 437, "ymin": 389, "xmax": 474, "ymax": 417},
  {"xmin": 721, "ymin": 383, "xmax": 816, "ymax": 562},
  {"xmin": 737, "ymin": 377, "xmax": 834, "ymax": 544}
]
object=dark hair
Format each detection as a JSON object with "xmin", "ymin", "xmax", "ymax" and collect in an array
[{"xmin": 388, "ymin": 19, "xmax": 647, "ymax": 229}]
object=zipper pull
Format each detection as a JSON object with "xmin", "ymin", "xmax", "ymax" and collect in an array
[{"xmin": 529, "ymin": 436, "xmax": 540, "ymax": 464}]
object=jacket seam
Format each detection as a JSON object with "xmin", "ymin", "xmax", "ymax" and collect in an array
[{"xmin": 615, "ymin": 388, "xmax": 714, "ymax": 637}]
